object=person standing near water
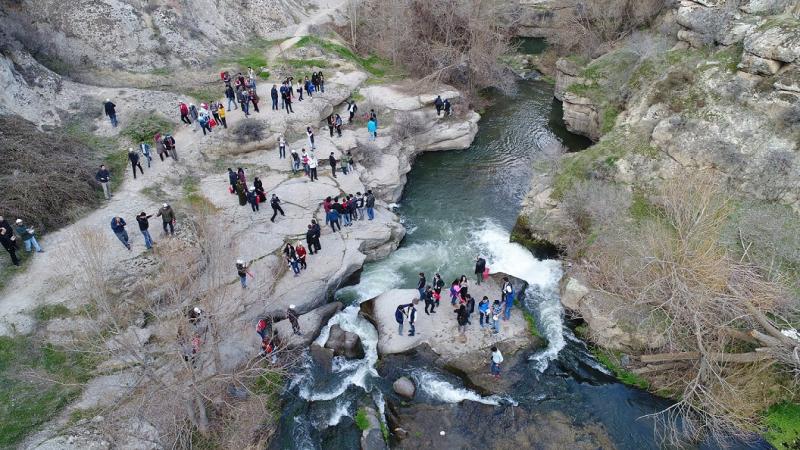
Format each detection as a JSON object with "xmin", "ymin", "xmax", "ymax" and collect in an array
[
  {"xmin": 491, "ymin": 300, "xmax": 502, "ymax": 334},
  {"xmin": 474, "ymin": 256, "xmax": 486, "ymax": 285},
  {"xmin": 490, "ymin": 346, "xmax": 503, "ymax": 378},
  {"xmin": 288, "ymin": 305, "xmax": 301, "ymax": 335},
  {"xmin": 417, "ymin": 272, "xmax": 426, "ymax": 300},
  {"xmin": 407, "ymin": 299, "xmax": 418, "ymax": 337},
  {"xmin": 479, "ymin": 296, "xmax": 490, "ymax": 329},
  {"xmin": 395, "ymin": 304, "xmax": 408, "ymax": 336},
  {"xmin": 501, "ymin": 276, "xmax": 515, "ymax": 321}
]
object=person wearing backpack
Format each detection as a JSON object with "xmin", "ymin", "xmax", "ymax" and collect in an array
[
  {"xmin": 236, "ymin": 259, "xmax": 253, "ymax": 288},
  {"xmin": 162, "ymin": 134, "xmax": 178, "ymax": 160},
  {"xmin": 179, "ymin": 101, "xmax": 191, "ymax": 125}
]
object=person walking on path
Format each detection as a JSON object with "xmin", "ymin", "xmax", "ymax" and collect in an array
[
  {"xmin": 157, "ymin": 203, "xmax": 176, "ymax": 235},
  {"xmin": 246, "ymin": 187, "xmax": 260, "ymax": 212},
  {"xmin": 95, "ymin": 164, "xmax": 111, "ymax": 199},
  {"xmin": 417, "ymin": 273, "xmax": 426, "ymax": 300},
  {"xmin": 490, "ymin": 346, "xmax": 503, "ymax": 378},
  {"xmin": 348, "ymin": 100, "xmax": 358, "ymax": 123},
  {"xmin": 128, "ymin": 148, "xmax": 144, "ymax": 179},
  {"xmin": 434, "ymin": 95, "xmax": 444, "ymax": 116},
  {"xmin": 365, "ymin": 190, "xmax": 375, "ymax": 220},
  {"xmin": 104, "ymin": 99, "xmax": 117, "ymax": 127},
  {"xmin": 501, "ymin": 277, "xmax": 514, "ymax": 321},
  {"xmin": 269, "ymin": 194, "xmax": 285, "ymax": 223},
  {"xmin": 136, "ymin": 212, "xmax": 154, "ymax": 250},
  {"xmin": 217, "ymin": 103, "xmax": 227, "ymax": 128},
  {"xmin": 328, "ymin": 153, "xmax": 337, "ymax": 178},
  {"xmin": 278, "ymin": 136, "xmax": 287, "ymax": 159},
  {"xmin": 227, "ymin": 168, "xmax": 238, "ymax": 194},
  {"xmin": 334, "ymin": 114, "xmax": 343, "ymax": 137},
  {"xmin": 179, "ymin": 101, "xmax": 191, "ymax": 124},
  {"xmin": 0, "ymin": 224, "xmax": 20, "ymax": 266},
  {"xmin": 308, "ymin": 154, "xmax": 318, "ymax": 181},
  {"xmin": 407, "ymin": 299, "xmax": 418, "ymax": 336},
  {"xmin": 327, "ymin": 207, "xmax": 341, "ymax": 233},
  {"xmin": 479, "ymin": 296, "xmax": 490, "ymax": 329},
  {"xmin": 367, "ymin": 118, "xmax": 377, "ymax": 141},
  {"xmin": 475, "ymin": 256, "xmax": 487, "ymax": 285},
  {"xmin": 140, "ymin": 142, "xmax": 152, "ymax": 168},
  {"xmin": 424, "ymin": 285, "xmax": 436, "ymax": 315},
  {"xmin": 444, "ymin": 99, "xmax": 452, "ymax": 116},
  {"xmin": 189, "ymin": 104, "xmax": 199, "ymax": 131},
  {"xmin": 306, "ymin": 127, "xmax": 315, "ymax": 150},
  {"xmin": 249, "ymin": 88, "xmax": 260, "ymax": 113},
  {"xmin": 340, "ymin": 152, "xmax": 350, "ymax": 175},
  {"xmin": 236, "ymin": 259, "xmax": 254, "ymax": 288},
  {"xmin": 287, "ymin": 305, "xmax": 302, "ymax": 335},
  {"xmin": 110, "ymin": 216, "xmax": 130, "ymax": 250},
  {"xmin": 456, "ymin": 303, "xmax": 468, "ymax": 335},
  {"xmin": 162, "ymin": 133, "xmax": 178, "ymax": 161},
  {"xmin": 295, "ymin": 242, "xmax": 307, "ymax": 270}
]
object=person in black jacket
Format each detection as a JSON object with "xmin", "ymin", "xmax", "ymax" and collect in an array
[
  {"xmin": 456, "ymin": 304, "xmax": 469, "ymax": 335},
  {"xmin": 136, "ymin": 212, "xmax": 154, "ymax": 249},
  {"xmin": 225, "ymin": 85, "xmax": 237, "ymax": 111},
  {"xmin": 246, "ymin": 187, "xmax": 260, "ymax": 212},
  {"xmin": 306, "ymin": 224, "xmax": 320, "ymax": 255},
  {"xmin": 423, "ymin": 285, "xmax": 436, "ymax": 315},
  {"xmin": 474, "ymin": 256, "xmax": 486, "ymax": 285},
  {"xmin": 227, "ymin": 168, "xmax": 238, "ymax": 194},
  {"xmin": 128, "ymin": 148, "xmax": 144, "ymax": 179},
  {"xmin": 407, "ymin": 300, "xmax": 418, "ymax": 336},
  {"xmin": 270, "ymin": 194, "xmax": 285, "ymax": 223},
  {"xmin": 328, "ymin": 152, "xmax": 337, "ymax": 178},
  {"xmin": 271, "ymin": 85, "xmax": 279, "ymax": 110},
  {"xmin": 365, "ymin": 190, "xmax": 375, "ymax": 220},
  {"xmin": 96, "ymin": 164, "xmax": 111, "ymax": 199},
  {"xmin": 104, "ymin": 99, "xmax": 117, "ymax": 127},
  {"xmin": 287, "ymin": 305, "xmax": 301, "ymax": 335},
  {"xmin": 434, "ymin": 95, "xmax": 444, "ymax": 116},
  {"xmin": 465, "ymin": 294, "xmax": 475, "ymax": 325},
  {"xmin": 0, "ymin": 219, "xmax": 19, "ymax": 266},
  {"xmin": 417, "ymin": 272, "xmax": 426, "ymax": 300}
]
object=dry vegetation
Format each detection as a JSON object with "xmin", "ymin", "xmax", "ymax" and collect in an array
[
  {"xmin": 52, "ymin": 210, "xmax": 299, "ymax": 448},
  {"xmin": 561, "ymin": 175, "xmax": 800, "ymax": 445}
]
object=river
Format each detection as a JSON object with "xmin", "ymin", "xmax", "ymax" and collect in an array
[{"xmin": 271, "ymin": 50, "xmax": 767, "ymax": 450}]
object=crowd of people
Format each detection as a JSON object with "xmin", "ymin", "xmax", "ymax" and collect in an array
[{"xmin": 394, "ymin": 257, "xmax": 516, "ymax": 378}]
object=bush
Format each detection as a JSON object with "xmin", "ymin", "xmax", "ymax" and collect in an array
[
  {"xmin": 349, "ymin": 141, "xmax": 383, "ymax": 168},
  {"xmin": 391, "ymin": 111, "xmax": 428, "ymax": 142},
  {"xmin": 0, "ymin": 116, "xmax": 100, "ymax": 232},
  {"xmin": 354, "ymin": 408, "xmax": 370, "ymax": 431},
  {"xmin": 121, "ymin": 113, "xmax": 173, "ymax": 144},
  {"xmin": 232, "ymin": 120, "xmax": 266, "ymax": 144}
]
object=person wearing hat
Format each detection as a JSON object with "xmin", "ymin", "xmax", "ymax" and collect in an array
[
  {"xmin": 287, "ymin": 305, "xmax": 301, "ymax": 335},
  {"xmin": 136, "ymin": 212, "xmax": 154, "ymax": 250},
  {"xmin": 236, "ymin": 259, "xmax": 253, "ymax": 288},
  {"xmin": 156, "ymin": 203, "xmax": 175, "ymax": 236},
  {"xmin": 127, "ymin": 147, "xmax": 144, "ymax": 179},
  {"xmin": 14, "ymin": 219, "xmax": 43, "ymax": 253},
  {"xmin": 246, "ymin": 187, "xmax": 260, "ymax": 212},
  {"xmin": 104, "ymin": 98, "xmax": 117, "ymax": 127},
  {"xmin": 110, "ymin": 216, "xmax": 130, "ymax": 250}
]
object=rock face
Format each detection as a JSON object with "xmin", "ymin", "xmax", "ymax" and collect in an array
[
  {"xmin": 325, "ymin": 324, "xmax": 366, "ymax": 359},
  {"xmin": 392, "ymin": 376, "xmax": 416, "ymax": 399},
  {"xmin": 562, "ymin": 92, "xmax": 602, "ymax": 141},
  {"xmin": 508, "ymin": 0, "xmax": 576, "ymax": 38},
  {"xmin": 359, "ymin": 407, "xmax": 388, "ymax": 450},
  {"xmin": 274, "ymin": 302, "xmax": 343, "ymax": 349},
  {"xmin": 554, "ymin": 58, "xmax": 584, "ymax": 101}
]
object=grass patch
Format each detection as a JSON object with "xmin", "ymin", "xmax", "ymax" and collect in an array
[
  {"xmin": 630, "ymin": 191, "xmax": 660, "ymax": 222},
  {"xmin": 591, "ymin": 347, "xmax": 649, "ymax": 390},
  {"xmin": 294, "ymin": 36, "xmax": 393, "ymax": 78},
  {"xmin": 182, "ymin": 84, "xmax": 224, "ymax": 104},
  {"xmin": 763, "ymin": 402, "xmax": 800, "ymax": 450},
  {"xmin": 277, "ymin": 58, "xmax": 329, "ymax": 69},
  {"xmin": 354, "ymin": 408, "xmax": 370, "ymax": 431},
  {"xmin": 0, "ymin": 335, "xmax": 99, "ymax": 447},
  {"xmin": 258, "ymin": 71, "xmax": 271, "ymax": 80},
  {"xmin": 32, "ymin": 304, "xmax": 71, "ymax": 322},
  {"xmin": 121, "ymin": 113, "xmax": 174, "ymax": 145},
  {"xmin": 522, "ymin": 310, "xmax": 543, "ymax": 340}
]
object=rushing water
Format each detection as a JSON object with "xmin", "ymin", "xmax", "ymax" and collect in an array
[{"xmin": 272, "ymin": 46, "xmax": 767, "ymax": 449}]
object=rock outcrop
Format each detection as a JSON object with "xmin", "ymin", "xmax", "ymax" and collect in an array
[
  {"xmin": 325, "ymin": 324, "xmax": 366, "ymax": 359},
  {"xmin": 359, "ymin": 407, "xmax": 388, "ymax": 450},
  {"xmin": 392, "ymin": 376, "xmax": 416, "ymax": 399},
  {"xmin": 561, "ymin": 92, "xmax": 602, "ymax": 141}
]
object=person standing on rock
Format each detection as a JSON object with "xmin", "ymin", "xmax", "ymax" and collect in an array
[
  {"xmin": 283, "ymin": 87, "xmax": 294, "ymax": 114},
  {"xmin": 254, "ymin": 177, "xmax": 266, "ymax": 203},
  {"xmin": 136, "ymin": 212, "xmax": 154, "ymax": 250},
  {"xmin": 424, "ymin": 285, "xmax": 436, "ymax": 315},
  {"xmin": 179, "ymin": 101, "xmax": 191, "ymax": 125},
  {"xmin": 395, "ymin": 303, "xmax": 410, "ymax": 336},
  {"xmin": 110, "ymin": 216, "xmax": 130, "ymax": 250},
  {"xmin": 128, "ymin": 148, "xmax": 144, "ymax": 179},
  {"xmin": 501, "ymin": 277, "xmax": 515, "ymax": 321},
  {"xmin": 227, "ymin": 168, "xmax": 238, "ymax": 194},
  {"xmin": 295, "ymin": 241, "xmax": 307, "ymax": 270},
  {"xmin": 236, "ymin": 259, "xmax": 253, "ymax": 288},
  {"xmin": 287, "ymin": 305, "xmax": 301, "ymax": 335},
  {"xmin": 0, "ymin": 222, "xmax": 20, "ymax": 266},
  {"xmin": 444, "ymin": 99, "xmax": 452, "ymax": 116},
  {"xmin": 459, "ymin": 275, "xmax": 469, "ymax": 302},
  {"xmin": 474, "ymin": 256, "xmax": 487, "ymax": 285},
  {"xmin": 237, "ymin": 167, "xmax": 248, "ymax": 189},
  {"xmin": 348, "ymin": 100, "xmax": 358, "ymax": 123},
  {"xmin": 327, "ymin": 206, "xmax": 341, "ymax": 233},
  {"xmin": 367, "ymin": 118, "xmax": 377, "ymax": 141},
  {"xmin": 226, "ymin": 85, "xmax": 237, "ymax": 111},
  {"xmin": 157, "ymin": 203, "xmax": 175, "ymax": 236},
  {"xmin": 270, "ymin": 194, "xmax": 285, "ymax": 223},
  {"xmin": 95, "ymin": 164, "xmax": 111, "ymax": 200},
  {"xmin": 340, "ymin": 152, "xmax": 350, "ymax": 175},
  {"xmin": 417, "ymin": 273, "xmax": 426, "ymax": 300},
  {"xmin": 278, "ymin": 135, "xmax": 287, "ymax": 159},
  {"xmin": 239, "ymin": 90, "xmax": 251, "ymax": 116},
  {"xmin": 104, "ymin": 99, "xmax": 117, "ymax": 127},
  {"xmin": 306, "ymin": 225, "xmax": 319, "ymax": 255},
  {"xmin": 307, "ymin": 127, "xmax": 316, "ymax": 150},
  {"xmin": 271, "ymin": 84, "xmax": 279, "ymax": 110},
  {"xmin": 490, "ymin": 346, "xmax": 503, "ymax": 379},
  {"xmin": 407, "ymin": 299, "xmax": 418, "ymax": 337},
  {"xmin": 246, "ymin": 187, "xmax": 260, "ymax": 212},
  {"xmin": 433, "ymin": 273, "xmax": 444, "ymax": 305},
  {"xmin": 449, "ymin": 279, "xmax": 461, "ymax": 305},
  {"xmin": 291, "ymin": 150, "xmax": 300, "ymax": 173},
  {"xmin": 491, "ymin": 300, "xmax": 502, "ymax": 334},
  {"xmin": 308, "ymin": 153, "xmax": 319, "ymax": 181},
  {"xmin": 465, "ymin": 294, "xmax": 475, "ymax": 325},
  {"xmin": 189, "ymin": 103, "xmax": 199, "ymax": 131},
  {"xmin": 479, "ymin": 296, "xmax": 490, "ymax": 329},
  {"xmin": 218, "ymin": 103, "xmax": 228, "ymax": 128},
  {"xmin": 328, "ymin": 152, "xmax": 337, "ymax": 178},
  {"xmin": 235, "ymin": 179, "xmax": 247, "ymax": 206},
  {"xmin": 335, "ymin": 114, "xmax": 343, "ymax": 137},
  {"xmin": 365, "ymin": 190, "xmax": 376, "ymax": 220},
  {"xmin": 456, "ymin": 303, "xmax": 468, "ymax": 335},
  {"xmin": 249, "ymin": 88, "xmax": 260, "ymax": 113},
  {"xmin": 434, "ymin": 95, "xmax": 444, "ymax": 116}
]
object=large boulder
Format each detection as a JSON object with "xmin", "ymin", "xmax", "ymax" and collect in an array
[
  {"xmin": 325, "ymin": 324, "xmax": 366, "ymax": 359},
  {"xmin": 744, "ymin": 19, "xmax": 800, "ymax": 64},
  {"xmin": 555, "ymin": 58, "xmax": 584, "ymax": 101},
  {"xmin": 274, "ymin": 302, "xmax": 344, "ymax": 349},
  {"xmin": 392, "ymin": 376, "xmax": 416, "ymax": 399},
  {"xmin": 359, "ymin": 407, "xmax": 388, "ymax": 450},
  {"xmin": 562, "ymin": 91, "xmax": 602, "ymax": 141},
  {"xmin": 309, "ymin": 343, "xmax": 335, "ymax": 373}
]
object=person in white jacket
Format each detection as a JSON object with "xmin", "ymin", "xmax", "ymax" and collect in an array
[
  {"xmin": 491, "ymin": 346, "xmax": 503, "ymax": 379},
  {"xmin": 307, "ymin": 154, "xmax": 318, "ymax": 181}
]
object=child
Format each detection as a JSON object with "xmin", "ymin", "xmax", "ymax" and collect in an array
[{"xmin": 450, "ymin": 280, "xmax": 460, "ymax": 306}]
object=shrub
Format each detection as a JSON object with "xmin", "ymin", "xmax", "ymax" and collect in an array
[
  {"xmin": 392, "ymin": 111, "xmax": 428, "ymax": 142},
  {"xmin": 350, "ymin": 141, "xmax": 383, "ymax": 168},
  {"xmin": 121, "ymin": 113, "xmax": 173, "ymax": 144},
  {"xmin": 354, "ymin": 408, "xmax": 370, "ymax": 431},
  {"xmin": 232, "ymin": 120, "xmax": 266, "ymax": 144}
]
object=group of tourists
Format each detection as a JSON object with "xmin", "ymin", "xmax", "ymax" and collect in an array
[
  {"xmin": 0, "ymin": 217, "xmax": 44, "ymax": 266},
  {"xmin": 394, "ymin": 257, "xmax": 516, "ymax": 378},
  {"xmin": 109, "ymin": 203, "xmax": 176, "ymax": 251}
]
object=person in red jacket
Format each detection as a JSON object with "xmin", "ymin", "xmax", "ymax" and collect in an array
[
  {"xmin": 295, "ymin": 241, "xmax": 307, "ymax": 270},
  {"xmin": 179, "ymin": 102, "xmax": 191, "ymax": 125}
]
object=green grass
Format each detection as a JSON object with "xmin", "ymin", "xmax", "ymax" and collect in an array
[
  {"xmin": 0, "ymin": 335, "xmax": 99, "ymax": 447},
  {"xmin": 257, "ymin": 71, "xmax": 271, "ymax": 80},
  {"xmin": 630, "ymin": 191, "xmax": 660, "ymax": 222},
  {"xmin": 277, "ymin": 58, "xmax": 329, "ymax": 69},
  {"xmin": 121, "ymin": 113, "xmax": 174, "ymax": 145},
  {"xmin": 182, "ymin": 84, "xmax": 224, "ymax": 104},
  {"xmin": 522, "ymin": 310, "xmax": 543, "ymax": 339},
  {"xmin": 294, "ymin": 36, "xmax": 393, "ymax": 78},
  {"xmin": 592, "ymin": 348, "xmax": 649, "ymax": 390},
  {"xmin": 149, "ymin": 67, "xmax": 172, "ymax": 76},
  {"xmin": 32, "ymin": 304, "xmax": 71, "ymax": 322},
  {"xmin": 763, "ymin": 402, "xmax": 800, "ymax": 449},
  {"xmin": 63, "ymin": 118, "xmax": 125, "ymax": 193},
  {"xmin": 354, "ymin": 408, "xmax": 370, "ymax": 431}
]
